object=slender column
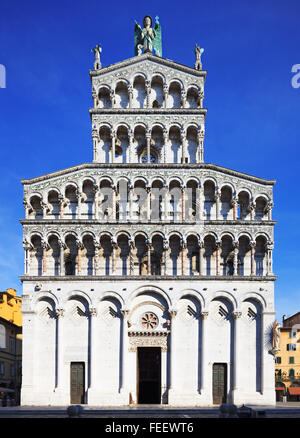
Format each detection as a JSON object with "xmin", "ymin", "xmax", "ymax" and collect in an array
[
  {"xmin": 111, "ymin": 131, "xmax": 116, "ymax": 164},
  {"xmin": 112, "ymin": 185, "xmax": 117, "ymax": 221},
  {"xmin": 198, "ymin": 89, "xmax": 204, "ymax": 108},
  {"xmin": 163, "ymin": 129, "xmax": 168, "ymax": 163},
  {"xmin": 58, "ymin": 239, "xmax": 66, "ymax": 276},
  {"xmin": 58, "ymin": 195, "xmax": 65, "ymax": 219},
  {"xmin": 55, "ymin": 308, "xmax": 65, "ymax": 389},
  {"xmin": 89, "ymin": 307, "xmax": 97, "ymax": 389},
  {"xmin": 128, "ymin": 85, "xmax": 133, "ymax": 108},
  {"xmin": 128, "ymin": 185, "xmax": 133, "ymax": 221},
  {"xmin": 147, "ymin": 241, "xmax": 152, "ymax": 275},
  {"xmin": 181, "ymin": 186, "xmax": 185, "ymax": 221},
  {"xmin": 250, "ymin": 241, "xmax": 256, "ymax": 276},
  {"xmin": 41, "ymin": 240, "xmax": 48, "ymax": 275},
  {"xmin": 216, "ymin": 240, "xmax": 221, "ymax": 276},
  {"xmin": 129, "ymin": 238, "xmax": 134, "ymax": 275},
  {"xmin": 120, "ymin": 309, "xmax": 129, "ymax": 392},
  {"xmin": 232, "ymin": 311, "xmax": 242, "ymax": 397},
  {"xmin": 94, "ymin": 241, "xmax": 101, "ymax": 275},
  {"xmin": 232, "ymin": 198, "xmax": 238, "ymax": 220},
  {"xmin": 197, "ymin": 184, "xmax": 203, "ymax": 222},
  {"xmin": 215, "ymin": 190, "xmax": 221, "ymax": 220},
  {"xmin": 181, "ymin": 130, "xmax": 186, "ymax": 164},
  {"xmin": 164, "ymin": 186, "xmax": 169, "ymax": 221},
  {"xmin": 145, "ymin": 80, "xmax": 151, "ymax": 108},
  {"xmin": 23, "ymin": 240, "xmax": 31, "ymax": 275},
  {"xmin": 23, "ymin": 200, "xmax": 29, "ymax": 219},
  {"xmin": 181, "ymin": 239, "xmax": 186, "ymax": 275},
  {"xmin": 111, "ymin": 239, "xmax": 117, "ymax": 274},
  {"xmin": 181, "ymin": 89, "xmax": 187, "ymax": 108},
  {"xmin": 128, "ymin": 130, "xmax": 134, "ymax": 164},
  {"xmin": 92, "ymin": 126, "xmax": 99, "ymax": 162},
  {"xmin": 41, "ymin": 201, "xmax": 48, "ymax": 219},
  {"xmin": 92, "ymin": 185, "xmax": 98, "ymax": 220},
  {"xmin": 146, "ymin": 130, "xmax": 151, "ymax": 163},
  {"xmin": 266, "ymin": 201, "xmax": 273, "ymax": 220},
  {"xmin": 76, "ymin": 239, "xmax": 83, "ymax": 275},
  {"xmin": 163, "ymin": 239, "xmax": 169, "ymax": 275},
  {"xmin": 110, "ymin": 89, "xmax": 115, "ymax": 108},
  {"xmin": 198, "ymin": 239, "xmax": 204, "ymax": 276},
  {"xmin": 169, "ymin": 309, "xmax": 177, "ymax": 390},
  {"xmin": 197, "ymin": 128, "xmax": 204, "ymax": 163},
  {"xmin": 200, "ymin": 311, "xmax": 209, "ymax": 393},
  {"xmin": 76, "ymin": 191, "xmax": 82, "ymax": 219},
  {"xmin": 146, "ymin": 186, "xmax": 151, "ymax": 221},
  {"xmin": 233, "ymin": 241, "xmax": 239, "ymax": 276},
  {"xmin": 249, "ymin": 201, "xmax": 255, "ymax": 220},
  {"xmin": 92, "ymin": 88, "xmax": 98, "ymax": 108},
  {"xmin": 163, "ymin": 84, "xmax": 168, "ymax": 108},
  {"xmin": 266, "ymin": 241, "xmax": 274, "ymax": 276}
]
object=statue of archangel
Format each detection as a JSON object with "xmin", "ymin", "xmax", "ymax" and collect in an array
[{"xmin": 134, "ymin": 15, "xmax": 162, "ymax": 57}]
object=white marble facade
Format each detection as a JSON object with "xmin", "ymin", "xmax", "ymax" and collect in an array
[{"xmin": 20, "ymin": 52, "xmax": 276, "ymax": 406}]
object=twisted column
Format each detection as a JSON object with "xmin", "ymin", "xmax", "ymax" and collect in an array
[{"xmin": 233, "ymin": 241, "xmax": 239, "ymax": 276}]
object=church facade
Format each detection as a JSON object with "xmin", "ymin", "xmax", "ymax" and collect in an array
[{"xmin": 20, "ymin": 17, "xmax": 277, "ymax": 406}]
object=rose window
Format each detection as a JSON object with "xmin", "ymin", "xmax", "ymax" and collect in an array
[{"xmin": 141, "ymin": 312, "xmax": 158, "ymax": 329}]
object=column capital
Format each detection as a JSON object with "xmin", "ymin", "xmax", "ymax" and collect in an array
[
  {"xmin": 89, "ymin": 307, "xmax": 97, "ymax": 317},
  {"xmin": 232, "ymin": 311, "xmax": 242, "ymax": 319},
  {"xmin": 200, "ymin": 311, "xmax": 209, "ymax": 319},
  {"xmin": 121, "ymin": 309, "xmax": 130, "ymax": 318},
  {"xmin": 169, "ymin": 309, "xmax": 177, "ymax": 318},
  {"xmin": 56, "ymin": 308, "xmax": 65, "ymax": 318}
]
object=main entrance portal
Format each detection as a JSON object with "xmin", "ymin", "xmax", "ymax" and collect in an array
[{"xmin": 137, "ymin": 347, "xmax": 161, "ymax": 404}]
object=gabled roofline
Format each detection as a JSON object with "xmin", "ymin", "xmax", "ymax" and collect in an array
[
  {"xmin": 89, "ymin": 53, "xmax": 207, "ymax": 80},
  {"xmin": 20, "ymin": 162, "xmax": 276, "ymax": 186}
]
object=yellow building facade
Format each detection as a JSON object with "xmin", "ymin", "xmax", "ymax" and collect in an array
[
  {"xmin": 0, "ymin": 289, "xmax": 22, "ymax": 405},
  {"xmin": 0, "ymin": 289, "xmax": 22, "ymax": 326},
  {"xmin": 275, "ymin": 313, "xmax": 300, "ymax": 401}
]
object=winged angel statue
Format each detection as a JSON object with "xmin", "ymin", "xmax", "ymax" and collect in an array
[{"xmin": 134, "ymin": 15, "xmax": 162, "ymax": 57}]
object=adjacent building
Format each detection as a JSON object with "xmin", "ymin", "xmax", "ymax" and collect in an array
[
  {"xmin": 275, "ymin": 313, "xmax": 300, "ymax": 401},
  {"xmin": 0, "ymin": 289, "xmax": 22, "ymax": 404},
  {"xmin": 20, "ymin": 16, "xmax": 277, "ymax": 406}
]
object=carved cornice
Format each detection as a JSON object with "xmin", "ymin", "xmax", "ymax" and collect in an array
[
  {"xmin": 21, "ymin": 163, "xmax": 276, "ymax": 187},
  {"xmin": 89, "ymin": 53, "xmax": 207, "ymax": 79},
  {"xmin": 20, "ymin": 275, "xmax": 277, "ymax": 282}
]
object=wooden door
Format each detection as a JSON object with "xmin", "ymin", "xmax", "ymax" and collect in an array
[
  {"xmin": 212, "ymin": 363, "xmax": 227, "ymax": 405},
  {"xmin": 137, "ymin": 347, "xmax": 161, "ymax": 404},
  {"xmin": 70, "ymin": 362, "xmax": 85, "ymax": 404}
]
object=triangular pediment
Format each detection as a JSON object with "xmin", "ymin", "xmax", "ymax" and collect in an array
[{"xmin": 90, "ymin": 53, "xmax": 206, "ymax": 83}]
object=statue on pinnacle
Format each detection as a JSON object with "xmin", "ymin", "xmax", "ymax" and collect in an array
[{"xmin": 134, "ymin": 15, "xmax": 162, "ymax": 57}]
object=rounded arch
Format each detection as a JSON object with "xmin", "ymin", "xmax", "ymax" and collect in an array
[
  {"xmin": 32, "ymin": 290, "xmax": 59, "ymax": 308},
  {"xmin": 237, "ymin": 187, "xmax": 253, "ymax": 198},
  {"xmin": 210, "ymin": 290, "xmax": 238, "ymax": 310},
  {"xmin": 63, "ymin": 290, "xmax": 92, "ymax": 307},
  {"xmin": 242, "ymin": 293, "xmax": 267, "ymax": 310},
  {"xmin": 254, "ymin": 193, "xmax": 270, "ymax": 203},
  {"xmin": 237, "ymin": 231, "xmax": 253, "ymax": 241},
  {"xmin": 176, "ymin": 288, "xmax": 205, "ymax": 310},
  {"xmin": 168, "ymin": 78, "xmax": 183, "ymax": 89},
  {"xmin": 99, "ymin": 291, "xmax": 124, "ymax": 307},
  {"xmin": 126, "ymin": 284, "xmax": 172, "ymax": 309}
]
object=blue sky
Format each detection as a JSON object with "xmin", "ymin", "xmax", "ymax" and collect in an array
[{"xmin": 0, "ymin": 0, "xmax": 299, "ymax": 320}]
